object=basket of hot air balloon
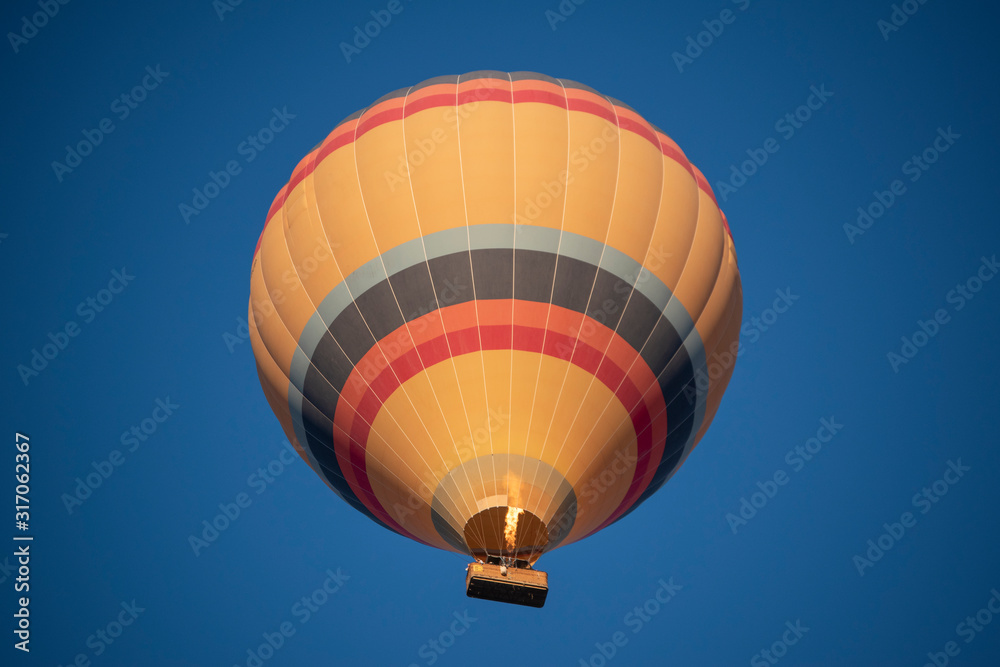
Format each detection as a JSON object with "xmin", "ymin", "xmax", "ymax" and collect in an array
[{"xmin": 249, "ymin": 71, "xmax": 742, "ymax": 607}]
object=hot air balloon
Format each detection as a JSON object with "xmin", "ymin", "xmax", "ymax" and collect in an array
[{"xmin": 249, "ymin": 71, "xmax": 741, "ymax": 607}]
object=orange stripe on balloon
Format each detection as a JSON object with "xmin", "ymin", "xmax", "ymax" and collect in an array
[
  {"xmin": 255, "ymin": 79, "xmax": 725, "ymax": 254},
  {"xmin": 333, "ymin": 302, "xmax": 668, "ymax": 527}
]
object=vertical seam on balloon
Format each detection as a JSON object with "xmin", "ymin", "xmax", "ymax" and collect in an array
[
  {"xmin": 291, "ymin": 129, "xmax": 440, "ymax": 526},
  {"xmin": 664, "ymin": 218, "xmax": 740, "ymax": 461},
  {"xmin": 253, "ymin": 206, "xmax": 410, "ymax": 530},
  {"xmin": 533, "ymin": 93, "xmax": 624, "ymax": 525},
  {"xmin": 393, "ymin": 85, "xmax": 498, "ymax": 548},
  {"xmin": 404, "ymin": 76, "xmax": 491, "ymax": 553},
  {"xmin": 345, "ymin": 101, "xmax": 475, "ymax": 538},
  {"xmin": 601, "ymin": 118, "xmax": 672, "ymax": 503},
  {"xmin": 659, "ymin": 188, "xmax": 726, "ymax": 464},
  {"xmin": 535, "ymin": 97, "xmax": 631, "ymax": 532},
  {"xmin": 398, "ymin": 80, "xmax": 482, "ymax": 537},
  {"xmin": 577, "ymin": 119, "xmax": 674, "ymax": 518},
  {"xmin": 566, "ymin": 142, "xmax": 705, "ymax": 530},
  {"xmin": 518, "ymin": 75, "xmax": 572, "ymax": 563},
  {"xmin": 256, "ymin": 202, "xmax": 339, "ymax": 477},
  {"xmin": 688, "ymin": 289, "xmax": 740, "ymax": 449},
  {"xmin": 267, "ymin": 175, "xmax": 440, "ymax": 541},
  {"xmin": 506, "ymin": 73, "xmax": 519, "ymax": 559},
  {"xmin": 451, "ymin": 77, "xmax": 494, "ymax": 554},
  {"xmin": 628, "ymin": 123, "xmax": 671, "ymax": 497},
  {"xmin": 631, "ymin": 146, "xmax": 706, "ymax": 460},
  {"xmin": 247, "ymin": 305, "xmax": 325, "ymax": 479},
  {"xmin": 599, "ymin": 187, "xmax": 732, "ymax": 525},
  {"xmin": 534, "ymin": 106, "xmax": 669, "ymax": 532},
  {"xmin": 260, "ymin": 192, "xmax": 328, "ymax": 480},
  {"xmin": 294, "ymin": 145, "xmax": 451, "ymax": 529},
  {"xmin": 456, "ymin": 75, "xmax": 496, "ymax": 551}
]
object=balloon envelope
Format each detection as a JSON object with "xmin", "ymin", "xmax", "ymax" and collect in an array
[{"xmin": 249, "ymin": 71, "xmax": 742, "ymax": 563}]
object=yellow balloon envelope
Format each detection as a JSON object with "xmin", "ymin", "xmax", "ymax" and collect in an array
[{"xmin": 249, "ymin": 71, "xmax": 742, "ymax": 569}]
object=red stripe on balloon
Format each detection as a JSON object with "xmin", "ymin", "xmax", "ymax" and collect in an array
[
  {"xmin": 337, "ymin": 320, "xmax": 663, "ymax": 539},
  {"xmin": 513, "ymin": 88, "xmax": 567, "ymax": 108},
  {"xmin": 256, "ymin": 81, "xmax": 718, "ymax": 253}
]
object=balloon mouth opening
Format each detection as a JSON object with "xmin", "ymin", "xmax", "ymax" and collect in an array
[{"xmin": 463, "ymin": 506, "xmax": 548, "ymax": 564}]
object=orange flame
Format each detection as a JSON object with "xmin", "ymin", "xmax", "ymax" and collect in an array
[{"xmin": 504, "ymin": 506, "xmax": 524, "ymax": 552}]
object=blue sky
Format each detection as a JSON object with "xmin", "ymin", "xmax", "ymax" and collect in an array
[{"xmin": 3, "ymin": 0, "xmax": 1000, "ymax": 665}]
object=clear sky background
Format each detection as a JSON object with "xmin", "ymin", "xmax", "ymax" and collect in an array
[{"xmin": 3, "ymin": 0, "xmax": 1000, "ymax": 665}]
